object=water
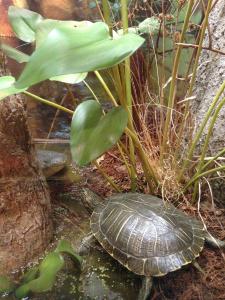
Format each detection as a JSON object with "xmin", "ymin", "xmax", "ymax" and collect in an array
[
  {"xmin": 47, "ymin": 182, "xmax": 142, "ymax": 300},
  {"xmin": 3, "ymin": 179, "xmax": 141, "ymax": 300}
]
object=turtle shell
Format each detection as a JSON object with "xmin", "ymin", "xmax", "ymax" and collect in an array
[{"xmin": 90, "ymin": 193, "xmax": 205, "ymax": 277}]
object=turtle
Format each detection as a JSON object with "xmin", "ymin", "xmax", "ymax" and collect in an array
[
  {"xmin": 37, "ymin": 149, "xmax": 67, "ymax": 178},
  {"xmin": 79, "ymin": 189, "xmax": 225, "ymax": 300}
]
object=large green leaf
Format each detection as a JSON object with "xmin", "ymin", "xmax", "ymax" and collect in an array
[
  {"xmin": 35, "ymin": 19, "xmax": 92, "ymax": 48},
  {"xmin": 37, "ymin": 21, "xmax": 88, "ymax": 83},
  {"xmin": 15, "ymin": 22, "xmax": 144, "ymax": 88},
  {"xmin": 0, "ymin": 43, "xmax": 30, "ymax": 63},
  {"xmin": 0, "ymin": 76, "xmax": 27, "ymax": 100},
  {"xmin": 70, "ymin": 100, "xmax": 128, "ymax": 166},
  {"xmin": 15, "ymin": 252, "xmax": 64, "ymax": 299},
  {"xmin": 8, "ymin": 6, "xmax": 43, "ymax": 42}
]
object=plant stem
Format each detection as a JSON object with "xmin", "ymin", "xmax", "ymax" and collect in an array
[
  {"xmin": 102, "ymin": 0, "xmax": 113, "ymax": 35},
  {"xmin": 83, "ymin": 80, "xmax": 99, "ymax": 102},
  {"xmin": 117, "ymin": 142, "xmax": 132, "ymax": 177},
  {"xmin": 23, "ymin": 91, "xmax": 74, "ymax": 114},
  {"xmin": 94, "ymin": 0, "xmax": 104, "ymax": 21},
  {"xmin": 176, "ymin": 43, "xmax": 225, "ymax": 56},
  {"xmin": 111, "ymin": 67, "xmax": 124, "ymax": 105},
  {"xmin": 184, "ymin": 165, "xmax": 225, "ymax": 191},
  {"xmin": 121, "ymin": 0, "xmax": 137, "ymax": 191},
  {"xmin": 191, "ymin": 97, "xmax": 225, "ymax": 200},
  {"xmin": 201, "ymin": 147, "xmax": 225, "ymax": 171},
  {"xmin": 187, "ymin": 0, "xmax": 213, "ymax": 96},
  {"xmin": 93, "ymin": 161, "xmax": 121, "ymax": 192},
  {"xmin": 161, "ymin": 0, "xmax": 194, "ymax": 158},
  {"xmin": 94, "ymin": 71, "xmax": 118, "ymax": 106},
  {"xmin": 177, "ymin": 0, "xmax": 214, "ymax": 186},
  {"xmin": 175, "ymin": 0, "xmax": 213, "ymax": 159},
  {"xmin": 125, "ymin": 127, "xmax": 158, "ymax": 191},
  {"xmin": 44, "ymin": 91, "xmax": 69, "ymax": 149},
  {"xmin": 66, "ymin": 83, "xmax": 77, "ymax": 105},
  {"xmin": 178, "ymin": 79, "xmax": 225, "ymax": 181}
]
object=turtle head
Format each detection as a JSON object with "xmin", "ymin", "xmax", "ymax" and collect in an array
[{"xmin": 81, "ymin": 188, "xmax": 104, "ymax": 214}]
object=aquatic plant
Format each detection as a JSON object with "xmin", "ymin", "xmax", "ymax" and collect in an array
[{"xmin": 0, "ymin": 240, "xmax": 82, "ymax": 299}]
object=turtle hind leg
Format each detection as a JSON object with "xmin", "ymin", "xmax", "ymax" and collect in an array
[
  {"xmin": 138, "ymin": 277, "xmax": 153, "ymax": 300},
  {"xmin": 193, "ymin": 261, "xmax": 205, "ymax": 274},
  {"xmin": 205, "ymin": 232, "xmax": 225, "ymax": 248}
]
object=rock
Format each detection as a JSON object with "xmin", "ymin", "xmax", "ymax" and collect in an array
[
  {"xmin": 192, "ymin": 1, "xmax": 225, "ymax": 154},
  {"xmin": 192, "ymin": 1, "xmax": 225, "ymax": 205}
]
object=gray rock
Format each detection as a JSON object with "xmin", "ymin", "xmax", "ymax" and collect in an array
[
  {"xmin": 192, "ymin": 1, "xmax": 225, "ymax": 154},
  {"xmin": 192, "ymin": 1, "xmax": 225, "ymax": 204}
]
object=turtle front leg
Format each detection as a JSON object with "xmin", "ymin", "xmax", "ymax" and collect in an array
[
  {"xmin": 78, "ymin": 233, "xmax": 97, "ymax": 255},
  {"xmin": 138, "ymin": 277, "xmax": 153, "ymax": 300},
  {"xmin": 78, "ymin": 233, "xmax": 104, "ymax": 255},
  {"xmin": 205, "ymin": 232, "xmax": 225, "ymax": 248}
]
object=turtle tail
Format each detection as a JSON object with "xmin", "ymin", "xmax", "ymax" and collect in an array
[{"xmin": 205, "ymin": 232, "xmax": 225, "ymax": 248}]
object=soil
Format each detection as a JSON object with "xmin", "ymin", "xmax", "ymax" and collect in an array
[{"xmin": 73, "ymin": 149, "xmax": 225, "ymax": 300}]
